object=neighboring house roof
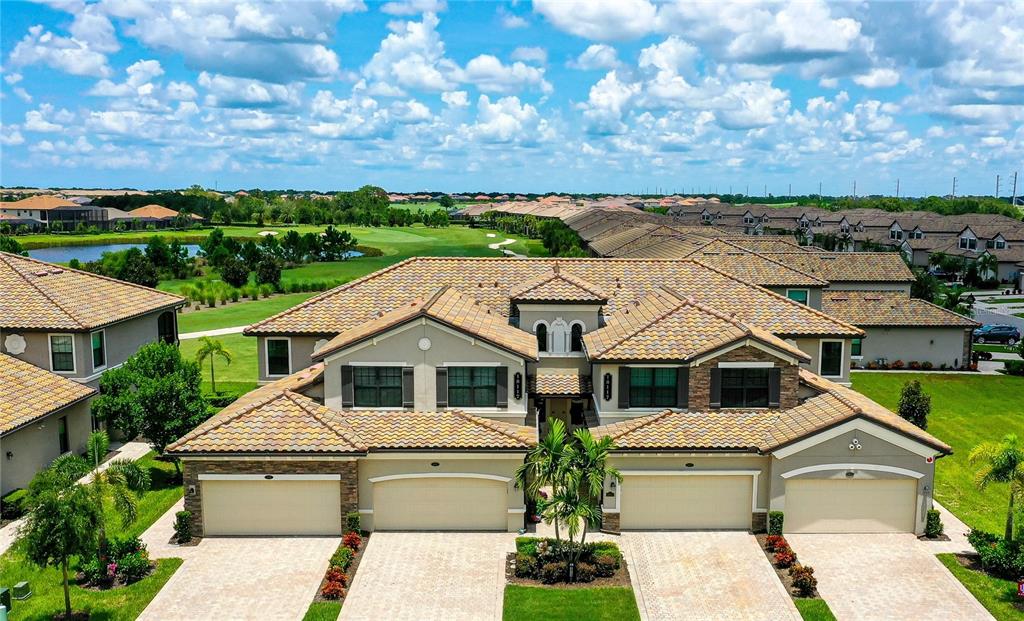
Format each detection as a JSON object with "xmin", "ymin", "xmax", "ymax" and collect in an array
[
  {"xmin": 509, "ymin": 265, "xmax": 609, "ymax": 303},
  {"xmin": 683, "ymin": 240, "xmax": 828, "ymax": 287},
  {"xmin": 167, "ymin": 367, "xmax": 537, "ymax": 454},
  {"xmin": 1, "ymin": 353, "xmax": 96, "ymax": 436},
  {"xmin": 128, "ymin": 204, "xmax": 179, "ymax": 219},
  {"xmin": 590, "ymin": 370, "xmax": 951, "ymax": 454},
  {"xmin": 0, "ymin": 251, "xmax": 185, "ymax": 330},
  {"xmin": 759, "ymin": 252, "xmax": 915, "ymax": 282},
  {"xmin": 245, "ymin": 257, "xmax": 863, "ymax": 338},
  {"xmin": 0, "ymin": 195, "xmax": 81, "ymax": 211},
  {"xmin": 583, "ymin": 287, "xmax": 812, "ymax": 362},
  {"xmin": 822, "ymin": 291, "xmax": 979, "ymax": 328},
  {"xmin": 529, "ymin": 373, "xmax": 593, "ymax": 397},
  {"xmin": 311, "ymin": 285, "xmax": 539, "ymax": 361}
]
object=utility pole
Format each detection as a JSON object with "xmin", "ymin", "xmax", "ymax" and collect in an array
[
  {"xmin": 853, "ymin": 180, "xmax": 857, "ymax": 199},
  {"xmin": 745, "ymin": 184, "xmax": 749, "ymax": 197},
  {"xmin": 1012, "ymin": 171, "xmax": 1018, "ymax": 208},
  {"xmin": 818, "ymin": 181, "xmax": 822, "ymax": 197},
  {"xmin": 788, "ymin": 183, "xmax": 792, "ymax": 196},
  {"xmin": 896, "ymin": 178, "xmax": 900, "ymax": 199},
  {"xmin": 764, "ymin": 184, "xmax": 767, "ymax": 197},
  {"xmin": 996, "ymin": 174, "xmax": 1000, "ymax": 198},
  {"xmin": 952, "ymin": 176, "xmax": 957, "ymax": 199}
]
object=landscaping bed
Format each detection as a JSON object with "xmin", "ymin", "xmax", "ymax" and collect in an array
[
  {"xmin": 302, "ymin": 514, "xmax": 370, "ymax": 620},
  {"xmin": 754, "ymin": 528, "xmax": 836, "ymax": 621},
  {"xmin": 506, "ymin": 537, "xmax": 630, "ymax": 588},
  {"xmin": 939, "ymin": 553, "xmax": 1024, "ymax": 620}
]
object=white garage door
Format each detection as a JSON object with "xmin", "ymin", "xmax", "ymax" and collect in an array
[
  {"xmin": 202, "ymin": 479, "xmax": 341, "ymax": 536},
  {"xmin": 619, "ymin": 475, "xmax": 753, "ymax": 530},
  {"xmin": 785, "ymin": 478, "xmax": 918, "ymax": 533},
  {"xmin": 373, "ymin": 477, "xmax": 508, "ymax": 531}
]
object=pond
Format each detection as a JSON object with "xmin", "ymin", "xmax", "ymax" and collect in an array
[{"xmin": 28, "ymin": 243, "xmax": 202, "ymax": 264}]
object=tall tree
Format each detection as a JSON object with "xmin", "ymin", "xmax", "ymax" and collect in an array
[
  {"xmin": 515, "ymin": 418, "xmax": 568, "ymax": 541},
  {"xmin": 969, "ymin": 434, "xmax": 1024, "ymax": 541},
  {"xmin": 194, "ymin": 336, "xmax": 233, "ymax": 394},
  {"xmin": 897, "ymin": 380, "xmax": 930, "ymax": 429}
]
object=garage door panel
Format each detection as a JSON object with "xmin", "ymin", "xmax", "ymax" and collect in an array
[
  {"xmin": 203, "ymin": 479, "xmax": 341, "ymax": 536},
  {"xmin": 373, "ymin": 477, "xmax": 507, "ymax": 531},
  {"xmin": 620, "ymin": 475, "xmax": 752, "ymax": 530},
  {"xmin": 785, "ymin": 478, "xmax": 917, "ymax": 533}
]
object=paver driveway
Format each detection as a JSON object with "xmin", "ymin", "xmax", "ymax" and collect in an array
[
  {"xmin": 787, "ymin": 534, "xmax": 993, "ymax": 621},
  {"xmin": 139, "ymin": 502, "xmax": 339, "ymax": 621},
  {"xmin": 339, "ymin": 532, "xmax": 513, "ymax": 621},
  {"xmin": 622, "ymin": 531, "xmax": 800, "ymax": 621}
]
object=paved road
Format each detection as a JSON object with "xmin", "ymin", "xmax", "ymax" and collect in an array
[{"xmin": 974, "ymin": 307, "xmax": 1024, "ymax": 331}]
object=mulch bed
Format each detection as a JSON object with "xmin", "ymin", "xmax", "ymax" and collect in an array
[
  {"xmin": 755, "ymin": 534, "xmax": 819, "ymax": 599},
  {"xmin": 312, "ymin": 532, "xmax": 371, "ymax": 604},
  {"xmin": 952, "ymin": 553, "xmax": 1024, "ymax": 612},
  {"xmin": 75, "ymin": 563, "xmax": 156, "ymax": 591},
  {"xmin": 165, "ymin": 534, "xmax": 201, "ymax": 547},
  {"xmin": 53, "ymin": 613, "xmax": 90, "ymax": 621},
  {"xmin": 504, "ymin": 552, "xmax": 632, "ymax": 589}
]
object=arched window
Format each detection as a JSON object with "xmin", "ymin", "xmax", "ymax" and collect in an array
[
  {"xmin": 535, "ymin": 322, "xmax": 548, "ymax": 353},
  {"xmin": 570, "ymin": 323, "xmax": 584, "ymax": 352}
]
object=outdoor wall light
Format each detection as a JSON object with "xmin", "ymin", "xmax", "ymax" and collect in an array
[
  {"xmin": 187, "ymin": 485, "xmax": 196, "ymax": 495},
  {"xmin": 685, "ymin": 463, "xmax": 694, "ymax": 468},
  {"xmin": 845, "ymin": 470, "xmax": 855, "ymax": 478},
  {"xmin": 5, "ymin": 451, "xmax": 12, "ymax": 460},
  {"xmin": 430, "ymin": 462, "xmax": 440, "ymax": 467}
]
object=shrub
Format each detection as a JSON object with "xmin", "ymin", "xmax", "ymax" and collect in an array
[
  {"xmin": 925, "ymin": 509, "xmax": 944, "ymax": 538},
  {"xmin": 325, "ymin": 567, "xmax": 347, "ymax": 586},
  {"xmin": 921, "ymin": 361, "xmax": 934, "ymax": 370},
  {"xmin": 219, "ymin": 257, "xmax": 250, "ymax": 288},
  {"xmin": 515, "ymin": 553, "xmax": 538, "ymax": 578},
  {"xmin": 774, "ymin": 548, "xmax": 796, "ymax": 569},
  {"xmin": 1005, "ymin": 360, "xmax": 1024, "ymax": 377},
  {"xmin": 255, "ymin": 257, "xmax": 282, "ymax": 286},
  {"xmin": 890, "ymin": 359, "xmax": 905, "ymax": 369},
  {"xmin": 0, "ymin": 488, "xmax": 28, "ymax": 520},
  {"xmin": 968, "ymin": 530, "xmax": 1024, "ymax": 580},
  {"xmin": 345, "ymin": 511, "xmax": 361, "ymax": 533},
  {"xmin": 330, "ymin": 547, "xmax": 354, "ymax": 570},
  {"xmin": 575, "ymin": 562, "xmax": 597, "ymax": 583},
  {"xmin": 80, "ymin": 557, "xmax": 112, "ymax": 586},
  {"xmin": 107, "ymin": 536, "xmax": 144, "ymax": 561},
  {"xmin": 205, "ymin": 294, "xmax": 216, "ymax": 307},
  {"xmin": 768, "ymin": 511, "xmax": 784, "ymax": 535},
  {"xmin": 117, "ymin": 550, "xmax": 152, "ymax": 583},
  {"xmin": 230, "ymin": 289, "xmax": 240, "ymax": 303},
  {"xmin": 765, "ymin": 535, "xmax": 787, "ymax": 552},
  {"xmin": 342, "ymin": 531, "xmax": 362, "ymax": 551},
  {"xmin": 898, "ymin": 379, "xmax": 931, "ymax": 430},
  {"xmin": 320, "ymin": 580, "xmax": 346, "ymax": 600},
  {"xmin": 173, "ymin": 511, "xmax": 192, "ymax": 544},
  {"xmin": 789, "ymin": 564, "xmax": 817, "ymax": 597},
  {"xmin": 539, "ymin": 561, "xmax": 568, "ymax": 584},
  {"xmin": 592, "ymin": 554, "xmax": 617, "ymax": 577},
  {"xmin": 908, "ymin": 361, "xmax": 921, "ymax": 370},
  {"xmin": 586, "ymin": 541, "xmax": 623, "ymax": 563}
]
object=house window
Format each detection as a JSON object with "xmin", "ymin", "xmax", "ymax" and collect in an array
[
  {"xmin": 851, "ymin": 338, "xmax": 862, "ymax": 357},
  {"xmin": 744, "ymin": 216, "xmax": 754, "ymax": 225},
  {"xmin": 959, "ymin": 237, "xmax": 976, "ymax": 250},
  {"xmin": 570, "ymin": 323, "xmax": 584, "ymax": 352},
  {"xmin": 266, "ymin": 338, "xmax": 290, "ymax": 376},
  {"xmin": 889, "ymin": 229, "xmax": 903, "ymax": 241},
  {"xmin": 353, "ymin": 367, "xmax": 403, "ymax": 407},
  {"xmin": 911, "ymin": 230, "xmax": 924, "ymax": 239},
  {"xmin": 58, "ymin": 416, "xmax": 69, "ymax": 454},
  {"xmin": 448, "ymin": 367, "xmax": 497, "ymax": 407},
  {"xmin": 158, "ymin": 311, "xmax": 177, "ymax": 344},
  {"xmin": 996, "ymin": 240, "xmax": 1006, "ymax": 250},
  {"xmin": 701, "ymin": 213, "xmax": 712, "ymax": 222},
  {"xmin": 786, "ymin": 289, "xmax": 809, "ymax": 305},
  {"xmin": 535, "ymin": 323, "xmax": 548, "ymax": 352},
  {"xmin": 820, "ymin": 341, "xmax": 844, "ymax": 377},
  {"xmin": 50, "ymin": 334, "xmax": 75, "ymax": 372},
  {"xmin": 91, "ymin": 331, "xmax": 106, "ymax": 370},
  {"xmin": 721, "ymin": 368, "xmax": 770, "ymax": 408},
  {"xmin": 629, "ymin": 367, "xmax": 677, "ymax": 408}
]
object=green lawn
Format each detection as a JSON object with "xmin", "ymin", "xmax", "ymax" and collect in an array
[
  {"xmin": 179, "ymin": 333, "xmax": 258, "ymax": 387},
  {"xmin": 795, "ymin": 598, "xmax": 837, "ymax": 621},
  {"xmin": 0, "ymin": 452, "xmax": 184, "ymax": 620},
  {"xmin": 982, "ymin": 297, "xmax": 1024, "ymax": 305},
  {"xmin": 938, "ymin": 554, "xmax": 1022, "ymax": 620},
  {"xmin": 178, "ymin": 293, "xmax": 318, "ymax": 333},
  {"xmin": 973, "ymin": 344, "xmax": 1019, "ymax": 354},
  {"xmin": 391, "ymin": 201, "xmax": 446, "ymax": 214},
  {"xmin": 302, "ymin": 601, "xmax": 342, "ymax": 621},
  {"xmin": 17, "ymin": 224, "xmax": 333, "ymax": 249},
  {"xmin": 502, "ymin": 585, "xmax": 640, "ymax": 621},
  {"xmin": 851, "ymin": 372, "xmax": 1024, "ymax": 533}
]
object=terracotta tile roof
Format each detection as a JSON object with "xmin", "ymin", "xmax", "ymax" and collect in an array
[
  {"xmin": 0, "ymin": 251, "xmax": 184, "ymax": 330},
  {"xmin": 509, "ymin": 265, "xmax": 609, "ymax": 303},
  {"xmin": 245, "ymin": 257, "xmax": 863, "ymax": 339},
  {"xmin": 714, "ymin": 237, "xmax": 810, "ymax": 253},
  {"xmin": 584, "ymin": 287, "xmax": 812, "ymax": 362},
  {"xmin": 758, "ymin": 252, "xmax": 915, "ymax": 283},
  {"xmin": 128, "ymin": 204, "xmax": 179, "ymax": 219},
  {"xmin": 1, "ymin": 195, "xmax": 80, "ymax": 211},
  {"xmin": 167, "ymin": 367, "xmax": 537, "ymax": 454},
  {"xmin": 683, "ymin": 240, "xmax": 828, "ymax": 287},
  {"xmin": 311, "ymin": 286, "xmax": 538, "ymax": 361},
  {"xmin": 529, "ymin": 373, "xmax": 593, "ymax": 396},
  {"xmin": 1, "ymin": 353, "xmax": 96, "ymax": 435},
  {"xmin": 591, "ymin": 370, "xmax": 950, "ymax": 454},
  {"xmin": 822, "ymin": 291, "xmax": 979, "ymax": 327}
]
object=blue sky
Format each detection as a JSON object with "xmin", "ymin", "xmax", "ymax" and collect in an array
[{"xmin": 1, "ymin": 0, "xmax": 1021, "ymax": 196}]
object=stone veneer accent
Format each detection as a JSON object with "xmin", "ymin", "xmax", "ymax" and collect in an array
[
  {"xmin": 182, "ymin": 459, "xmax": 358, "ymax": 537},
  {"xmin": 752, "ymin": 511, "xmax": 767, "ymax": 533},
  {"xmin": 601, "ymin": 511, "xmax": 620, "ymax": 534},
  {"xmin": 688, "ymin": 345, "xmax": 800, "ymax": 411}
]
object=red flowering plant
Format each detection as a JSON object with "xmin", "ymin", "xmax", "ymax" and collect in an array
[{"xmin": 342, "ymin": 531, "xmax": 362, "ymax": 551}]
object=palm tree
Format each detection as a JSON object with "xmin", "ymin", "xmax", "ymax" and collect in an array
[
  {"xmin": 976, "ymin": 253, "xmax": 998, "ymax": 282},
  {"xmin": 195, "ymin": 336, "xmax": 232, "ymax": 393},
  {"xmin": 969, "ymin": 434, "xmax": 1024, "ymax": 541},
  {"xmin": 559, "ymin": 429, "xmax": 621, "ymax": 574},
  {"xmin": 515, "ymin": 418, "xmax": 568, "ymax": 541}
]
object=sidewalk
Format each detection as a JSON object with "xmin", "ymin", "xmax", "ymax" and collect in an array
[
  {"xmin": 179, "ymin": 325, "xmax": 247, "ymax": 340},
  {"xmin": 0, "ymin": 440, "xmax": 152, "ymax": 556}
]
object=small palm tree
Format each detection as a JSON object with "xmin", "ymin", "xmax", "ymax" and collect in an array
[
  {"xmin": 195, "ymin": 336, "xmax": 232, "ymax": 393},
  {"xmin": 558, "ymin": 429, "xmax": 621, "ymax": 575},
  {"xmin": 969, "ymin": 434, "xmax": 1024, "ymax": 541},
  {"xmin": 515, "ymin": 418, "xmax": 568, "ymax": 541},
  {"xmin": 976, "ymin": 253, "xmax": 998, "ymax": 282}
]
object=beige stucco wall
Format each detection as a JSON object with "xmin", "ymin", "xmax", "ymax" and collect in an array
[
  {"xmin": 357, "ymin": 454, "xmax": 526, "ymax": 531},
  {"xmin": 767, "ymin": 422, "xmax": 938, "ymax": 535},
  {"xmin": 0, "ymin": 400, "xmax": 93, "ymax": 495},
  {"xmin": 766, "ymin": 287, "xmax": 824, "ymax": 310},
  {"xmin": 321, "ymin": 319, "xmax": 528, "ymax": 422},
  {"xmin": 855, "ymin": 326, "xmax": 972, "ymax": 368},
  {"xmin": 256, "ymin": 335, "xmax": 323, "ymax": 382},
  {"xmin": 793, "ymin": 337, "xmax": 852, "ymax": 384}
]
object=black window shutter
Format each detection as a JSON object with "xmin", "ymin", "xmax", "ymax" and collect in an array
[
  {"xmin": 676, "ymin": 367, "xmax": 689, "ymax": 409},
  {"xmin": 436, "ymin": 367, "xmax": 448, "ymax": 409},
  {"xmin": 618, "ymin": 366, "xmax": 630, "ymax": 409},
  {"xmin": 402, "ymin": 367, "xmax": 415, "ymax": 409},
  {"xmin": 710, "ymin": 368, "xmax": 722, "ymax": 408},
  {"xmin": 768, "ymin": 367, "xmax": 781, "ymax": 408},
  {"xmin": 341, "ymin": 365, "xmax": 354, "ymax": 409},
  {"xmin": 496, "ymin": 367, "xmax": 508, "ymax": 408}
]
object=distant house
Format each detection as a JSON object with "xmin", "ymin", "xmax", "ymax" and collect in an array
[
  {"xmin": 0, "ymin": 194, "xmax": 105, "ymax": 229},
  {"xmin": 111, "ymin": 204, "xmax": 204, "ymax": 228}
]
